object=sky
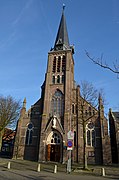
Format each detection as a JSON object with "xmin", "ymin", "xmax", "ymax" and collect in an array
[{"xmin": 0, "ymin": 0, "xmax": 119, "ymax": 117}]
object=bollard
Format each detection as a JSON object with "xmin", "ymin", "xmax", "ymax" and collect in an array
[
  {"xmin": 8, "ymin": 162, "xmax": 11, "ymax": 169},
  {"xmin": 37, "ymin": 164, "xmax": 41, "ymax": 172},
  {"xmin": 54, "ymin": 165, "xmax": 57, "ymax": 173},
  {"xmin": 101, "ymin": 168, "xmax": 105, "ymax": 176}
]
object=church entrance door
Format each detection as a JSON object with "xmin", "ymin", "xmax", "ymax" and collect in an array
[
  {"xmin": 47, "ymin": 144, "xmax": 60, "ymax": 162},
  {"xmin": 46, "ymin": 131, "xmax": 62, "ymax": 162}
]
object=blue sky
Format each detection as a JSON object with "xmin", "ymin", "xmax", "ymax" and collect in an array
[{"xmin": 0, "ymin": 0, "xmax": 119, "ymax": 116}]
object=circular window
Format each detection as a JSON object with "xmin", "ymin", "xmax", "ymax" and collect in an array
[
  {"xmin": 28, "ymin": 123, "xmax": 33, "ymax": 129},
  {"xmin": 88, "ymin": 122, "xmax": 94, "ymax": 129}
]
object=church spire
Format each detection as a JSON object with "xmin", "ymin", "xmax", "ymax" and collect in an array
[{"xmin": 54, "ymin": 5, "xmax": 70, "ymax": 51}]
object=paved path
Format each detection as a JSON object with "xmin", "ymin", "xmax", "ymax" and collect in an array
[
  {"xmin": 0, "ymin": 158, "xmax": 118, "ymax": 180},
  {"xmin": 0, "ymin": 169, "xmax": 118, "ymax": 180}
]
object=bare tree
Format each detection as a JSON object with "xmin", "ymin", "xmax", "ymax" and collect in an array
[
  {"xmin": 85, "ymin": 50, "xmax": 119, "ymax": 78},
  {"xmin": 79, "ymin": 81, "xmax": 98, "ymax": 169},
  {"xmin": 68, "ymin": 81, "xmax": 100, "ymax": 169},
  {"xmin": 80, "ymin": 81, "xmax": 98, "ymax": 106},
  {"xmin": 13, "ymin": 134, "xmax": 23, "ymax": 159},
  {"xmin": 0, "ymin": 95, "xmax": 21, "ymax": 150}
]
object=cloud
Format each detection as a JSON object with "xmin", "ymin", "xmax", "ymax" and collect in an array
[{"xmin": 12, "ymin": 0, "xmax": 33, "ymax": 26}]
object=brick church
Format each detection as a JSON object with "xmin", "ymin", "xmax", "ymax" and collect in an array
[{"xmin": 14, "ymin": 8, "xmax": 111, "ymax": 165}]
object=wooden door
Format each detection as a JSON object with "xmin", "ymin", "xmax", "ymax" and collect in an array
[
  {"xmin": 51, "ymin": 145, "xmax": 60, "ymax": 162},
  {"xmin": 47, "ymin": 144, "xmax": 61, "ymax": 162},
  {"xmin": 47, "ymin": 144, "xmax": 51, "ymax": 161},
  {"xmin": 55, "ymin": 145, "xmax": 60, "ymax": 162}
]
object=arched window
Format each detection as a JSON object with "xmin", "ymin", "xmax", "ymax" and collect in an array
[
  {"xmin": 62, "ymin": 55, "xmax": 66, "ymax": 72},
  {"xmin": 57, "ymin": 75, "xmax": 60, "ymax": 83},
  {"xmin": 52, "ymin": 56, "xmax": 56, "ymax": 72},
  {"xmin": 51, "ymin": 90, "xmax": 64, "ymax": 117},
  {"xmin": 86, "ymin": 122, "xmax": 95, "ymax": 147},
  {"xmin": 52, "ymin": 75, "xmax": 55, "ymax": 84},
  {"xmin": 51, "ymin": 133, "xmax": 60, "ymax": 144},
  {"xmin": 57, "ymin": 56, "xmax": 61, "ymax": 72},
  {"xmin": 62, "ymin": 75, "xmax": 65, "ymax": 83},
  {"xmin": 74, "ymin": 131, "xmax": 76, "ymax": 147},
  {"xmin": 93, "ymin": 110, "xmax": 95, "ymax": 115},
  {"xmin": 72, "ymin": 104, "xmax": 75, "ymax": 114},
  {"xmin": 89, "ymin": 107, "xmax": 92, "ymax": 116},
  {"xmin": 87, "ymin": 130, "xmax": 91, "ymax": 146},
  {"xmin": 85, "ymin": 110, "xmax": 88, "ymax": 116},
  {"xmin": 26, "ymin": 123, "xmax": 34, "ymax": 145},
  {"xmin": 92, "ymin": 130, "xmax": 95, "ymax": 146},
  {"xmin": 75, "ymin": 104, "xmax": 78, "ymax": 114}
]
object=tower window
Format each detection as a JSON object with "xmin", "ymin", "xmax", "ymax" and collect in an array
[
  {"xmin": 62, "ymin": 75, "xmax": 65, "ymax": 83},
  {"xmin": 62, "ymin": 55, "xmax": 66, "ymax": 72},
  {"xmin": 57, "ymin": 75, "xmax": 60, "ymax": 83},
  {"xmin": 72, "ymin": 104, "xmax": 75, "ymax": 114},
  {"xmin": 52, "ymin": 56, "xmax": 56, "ymax": 73},
  {"xmin": 57, "ymin": 56, "xmax": 61, "ymax": 72},
  {"xmin": 52, "ymin": 75, "xmax": 55, "ymax": 84}
]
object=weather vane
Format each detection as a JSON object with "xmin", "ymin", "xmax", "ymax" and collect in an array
[{"xmin": 63, "ymin": 3, "xmax": 65, "ymax": 10}]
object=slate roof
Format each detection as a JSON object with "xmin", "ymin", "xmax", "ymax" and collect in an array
[
  {"xmin": 2, "ymin": 128, "xmax": 16, "ymax": 141},
  {"xmin": 54, "ymin": 8, "xmax": 70, "ymax": 50},
  {"xmin": 112, "ymin": 112, "xmax": 119, "ymax": 122}
]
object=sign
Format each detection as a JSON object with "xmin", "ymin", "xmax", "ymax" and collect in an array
[
  {"xmin": 67, "ymin": 130, "xmax": 74, "ymax": 140},
  {"xmin": 67, "ymin": 140, "xmax": 73, "ymax": 150}
]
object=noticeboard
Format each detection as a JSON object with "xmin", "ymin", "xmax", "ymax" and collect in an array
[{"xmin": 67, "ymin": 130, "xmax": 74, "ymax": 140}]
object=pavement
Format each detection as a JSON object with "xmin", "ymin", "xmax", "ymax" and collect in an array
[
  {"xmin": 0, "ymin": 169, "xmax": 117, "ymax": 180},
  {"xmin": 0, "ymin": 158, "xmax": 118, "ymax": 180}
]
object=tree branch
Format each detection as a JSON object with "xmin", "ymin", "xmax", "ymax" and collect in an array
[{"xmin": 85, "ymin": 50, "xmax": 119, "ymax": 78}]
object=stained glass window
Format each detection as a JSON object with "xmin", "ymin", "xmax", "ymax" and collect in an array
[
  {"xmin": 86, "ymin": 122, "xmax": 95, "ymax": 147},
  {"xmin": 87, "ymin": 130, "xmax": 91, "ymax": 146},
  {"xmin": 51, "ymin": 132, "xmax": 60, "ymax": 144},
  {"xmin": 51, "ymin": 90, "xmax": 64, "ymax": 117},
  {"xmin": 26, "ymin": 123, "xmax": 34, "ymax": 145}
]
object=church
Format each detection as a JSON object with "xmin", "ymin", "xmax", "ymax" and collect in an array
[{"xmin": 13, "ymin": 7, "xmax": 111, "ymax": 165}]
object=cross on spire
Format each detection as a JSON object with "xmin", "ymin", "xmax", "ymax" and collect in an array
[{"xmin": 63, "ymin": 4, "xmax": 65, "ymax": 11}]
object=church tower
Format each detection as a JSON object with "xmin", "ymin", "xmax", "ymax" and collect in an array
[{"xmin": 39, "ymin": 7, "xmax": 75, "ymax": 162}]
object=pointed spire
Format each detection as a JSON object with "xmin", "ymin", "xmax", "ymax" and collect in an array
[
  {"xmin": 54, "ymin": 5, "xmax": 70, "ymax": 51},
  {"xmin": 98, "ymin": 93, "xmax": 104, "ymax": 114},
  {"xmin": 23, "ymin": 98, "xmax": 26, "ymax": 108}
]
